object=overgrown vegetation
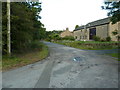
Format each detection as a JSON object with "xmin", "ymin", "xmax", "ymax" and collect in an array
[
  {"xmin": 45, "ymin": 30, "xmax": 74, "ymax": 41},
  {"xmin": 93, "ymin": 35, "xmax": 112, "ymax": 42},
  {"xmin": 62, "ymin": 36, "xmax": 75, "ymax": 41},
  {"xmin": 53, "ymin": 41, "xmax": 119, "ymax": 50},
  {"xmin": 93, "ymin": 36, "xmax": 101, "ymax": 41},
  {"xmin": 2, "ymin": 42, "xmax": 49, "ymax": 71},
  {"xmin": 2, "ymin": 2, "xmax": 46, "ymax": 55},
  {"xmin": 106, "ymin": 36, "xmax": 111, "ymax": 41},
  {"xmin": 102, "ymin": 1, "xmax": 120, "ymax": 24},
  {"xmin": 2, "ymin": 2, "xmax": 49, "ymax": 70},
  {"xmin": 106, "ymin": 53, "xmax": 119, "ymax": 61}
]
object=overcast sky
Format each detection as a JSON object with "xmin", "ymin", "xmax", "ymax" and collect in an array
[{"xmin": 39, "ymin": 0, "xmax": 108, "ymax": 31}]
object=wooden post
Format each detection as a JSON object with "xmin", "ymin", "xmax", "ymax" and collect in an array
[{"xmin": 7, "ymin": 0, "xmax": 11, "ymax": 56}]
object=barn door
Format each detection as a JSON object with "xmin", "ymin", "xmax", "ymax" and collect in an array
[{"xmin": 89, "ymin": 28, "xmax": 96, "ymax": 40}]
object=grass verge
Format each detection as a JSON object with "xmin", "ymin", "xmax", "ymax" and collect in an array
[
  {"xmin": 106, "ymin": 53, "xmax": 120, "ymax": 61},
  {"xmin": 2, "ymin": 42, "xmax": 49, "ymax": 71},
  {"xmin": 53, "ymin": 41, "xmax": 119, "ymax": 50}
]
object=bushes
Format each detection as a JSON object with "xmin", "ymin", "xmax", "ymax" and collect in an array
[
  {"xmin": 62, "ymin": 36, "xmax": 75, "ymax": 41},
  {"xmin": 101, "ymin": 37, "xmax": 111, "ymax": 42},
  {"xmin": 93, "ymin": 36, "xmax": 100, "ymax": 41},
  {"xmin": 54, "ymin": 41, "xmax": 118, "ymax": 50},
  {"xmin": 106, "ymin": 36, "xmax": 111, "ymax": 41},
  {"xmin": 93, "ymin": 35, "xmax": 111, "ymax": 42},
  {"xmin": 30, "ymin": 41, "xmax": 43, "ymax": 49}
]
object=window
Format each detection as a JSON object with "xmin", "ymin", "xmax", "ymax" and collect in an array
[
  {"xmin": 75, "ymin": 36, "xmax": 77, "ymax": 39},
  {"xmin": 82, "ymin": 36, "xmax": 84, "ymax": 39}
]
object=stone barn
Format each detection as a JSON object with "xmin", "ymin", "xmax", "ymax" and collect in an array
[
  {"xmin": 60, "ymin": 28, "xmax": 73, "ymax": 38},
  {"xmin": 73, "ymin": 17, "xmax": 120, "ymax": 41}
]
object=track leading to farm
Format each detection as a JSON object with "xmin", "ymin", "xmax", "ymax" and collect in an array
[{"xmin": 2, "ymin": 41, "xmax": 118, "ymax": 88}]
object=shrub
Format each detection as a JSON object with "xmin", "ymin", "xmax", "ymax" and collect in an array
[
  {"xmin": 62, "ymin": 36, "xmax": 75, "ymax": 41},
  {"xmin": 106, "ymin": 36, "xmax": 111, "ymax": 41},
  {"xmin": 93, "ymin": 36, "xmax": 100, "ymax": 41},
  {"xmin": 30, "ymin": 41, "xmax": 43, "ymax": 49},
  {"xmin": 112, "ymin": 30, "xmax": 118, "ymax": 35},
  {"xmin": 100, "ymin": 39, "xmax": 106, "ymax": 42}
]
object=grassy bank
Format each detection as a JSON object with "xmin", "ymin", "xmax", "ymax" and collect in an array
[
  {"xmin": 53, "ymin": 41, "xmax": 119, "ymax": 50},
  {"xmin": 2, "ymin": 42, "xmax": 49, "ymax": 71},
  {"xmin": 106, "ymin": 53, "xmax": 119, "ymax": 61},
  {"xmin": 53, "ymin": 41, "xmax": 119, "ymax": 61}
]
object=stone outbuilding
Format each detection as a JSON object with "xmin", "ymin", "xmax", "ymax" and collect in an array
[
  {"xmin": 73, "ymin": 17, "xmax": 120, "ymax": 41},
  {"xmin": 60, "ymin": 28, "xmax": 73, "ymax": 38}
]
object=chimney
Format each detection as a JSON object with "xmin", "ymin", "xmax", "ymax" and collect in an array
[{"xmin": 66, "ymin": 28, "xmax": 69, "ymax": 31}]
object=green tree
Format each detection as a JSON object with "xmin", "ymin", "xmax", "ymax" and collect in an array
[
  {"xmin": 75, "ymin": 25, "xmax": 79, "ymax": 29},
  {"xmin": 102, "ymin": 1, "xmax": 120, "ymax": 24},
  {"xmin": 2, "ymin": 2, "xmax": 46, "ymax": 54}
]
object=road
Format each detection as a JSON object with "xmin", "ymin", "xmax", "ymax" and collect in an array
[{"xmin": 2, "ymin": 41, "xmax": 118, "ymax": 88}]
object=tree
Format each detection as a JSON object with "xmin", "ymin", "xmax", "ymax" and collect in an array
[
  {"xmin": 102, "ymin": 1, "xmax": 120, "ymax": 24},
  {"xmin": 2, "ymin": 2, "xmax": 46, "ymax": 54},
  {"xmin": 75, "ymin": 25, "xmax": 79, "ymax": 29}
]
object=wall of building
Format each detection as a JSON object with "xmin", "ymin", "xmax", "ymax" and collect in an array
[
  {"xmin": 96, "ymin": 24, "xmax": 109, "ymax": 39},
  {"xmin": 73, "ymin": 30, "xmax": 81, "ymax": 40},
  {"xmin": 73, "ymin": 20, "xmax": 120, "ymax": 41},
  {"xmin": 73, "ymin": 29, "xmax": 89, "ymax": 41},
  {"xmin": 60, "ymin": 29, "xmax": 73, "ymax": 38},
  {"xmin": 109, "ymin": 21, "xmax": 120, "ymax": 41}
]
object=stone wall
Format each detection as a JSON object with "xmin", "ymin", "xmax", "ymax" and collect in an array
[
  {"xmin": 73, "ymin": 29, "xmax": 89, "ymax": 41},
  {"xmin": 96, "ymin": 24, "xmax": 109, "ymax": 39},
  {"xmin": 109, "ymin": 21, "xmax": 120, "ymax": 41}
]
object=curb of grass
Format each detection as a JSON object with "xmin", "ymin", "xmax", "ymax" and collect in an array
[
  {"xmin": 53, "ymin": 41, "xmax": 118, "ymax": 50},
  {"xmin": 2, "ymin": 43, "xmax": 49, "ymax": 72}
]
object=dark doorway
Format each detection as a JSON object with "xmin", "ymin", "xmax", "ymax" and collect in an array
[{"xmin": 89, "ymin": 28, "xmax": 96, "ymax": 40}]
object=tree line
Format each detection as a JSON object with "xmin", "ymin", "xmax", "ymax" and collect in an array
[
  {"xmin": 2, "ymin": 1, "xmax": 120, "ymax": 56},
  {"xmin": 2, "ymin": 2, "xmax": 46, "ymax": 55}
]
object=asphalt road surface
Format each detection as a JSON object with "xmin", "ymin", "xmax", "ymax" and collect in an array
[{"xmin": 2, "ymin": 41, "xmax": 118, "ymax": 88}]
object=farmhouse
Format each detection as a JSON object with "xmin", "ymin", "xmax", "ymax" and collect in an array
[
  {"xmin": 73, "ymin": 17, "xmax": 120, "ymax": 41},
  {"xmin": 60, "ymin": 28, "xmax": 73, "ymax": 38}
]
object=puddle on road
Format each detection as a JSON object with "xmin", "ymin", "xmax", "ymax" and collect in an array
[{"xmin": 73, "ymin": 57, "xmax": 83, "ymax": 62}]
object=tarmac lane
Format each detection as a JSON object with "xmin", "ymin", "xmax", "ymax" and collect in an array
[{"xmin": 2, "ymin": 41, "xmax": 118, "ymax": 88}]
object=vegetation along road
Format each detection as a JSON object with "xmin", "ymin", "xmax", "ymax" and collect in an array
[{"xmin": 2, "ymin": 41, "xmax": 118, "ymax": 88}]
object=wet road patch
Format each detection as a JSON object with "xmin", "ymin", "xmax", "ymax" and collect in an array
[{"xmin": 73, "ymin": 56, "xmax": 86, "ymax": 62}]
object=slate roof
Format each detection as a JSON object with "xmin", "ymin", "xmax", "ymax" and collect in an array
[
  {"xmin": 74, "ymin": 17, "xmax": 110, "ymax": 31},
  {"xmin": 86, "ymin": 17, "xmax": 110, "ymax": 28},
  {"xmin": 74, "ymin": 25, "xmax": 85, "ymax": 31}
]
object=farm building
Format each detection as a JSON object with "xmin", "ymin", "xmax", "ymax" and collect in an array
[
  {"xmin": 73, "ymin": 17, "xmax": 120, "ymax": 41},
  {"xmin": 60, "ymin": 28, "xmax": 73, "ymax": 38}
]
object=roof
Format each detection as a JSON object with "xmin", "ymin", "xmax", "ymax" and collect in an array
[
  {"xmin": 74, "ymin": 17, "xmax": 110, "ymax": 31},
  {"xmin": 86, "ymin": 17, "xmax": 110, "ymax": 28},
  {"xmin": 74, "ymin": 25, "xmax": 85, "ymax": 31}
]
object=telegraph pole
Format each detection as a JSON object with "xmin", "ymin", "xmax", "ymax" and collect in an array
[{"xmin": 7, "ymin": 0, "xmax": 11, "ymax": 56}]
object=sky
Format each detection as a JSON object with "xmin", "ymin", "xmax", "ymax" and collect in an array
[{"xmin": 39, "ymin": 0, "xmax": 108, "ymax": 31}]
